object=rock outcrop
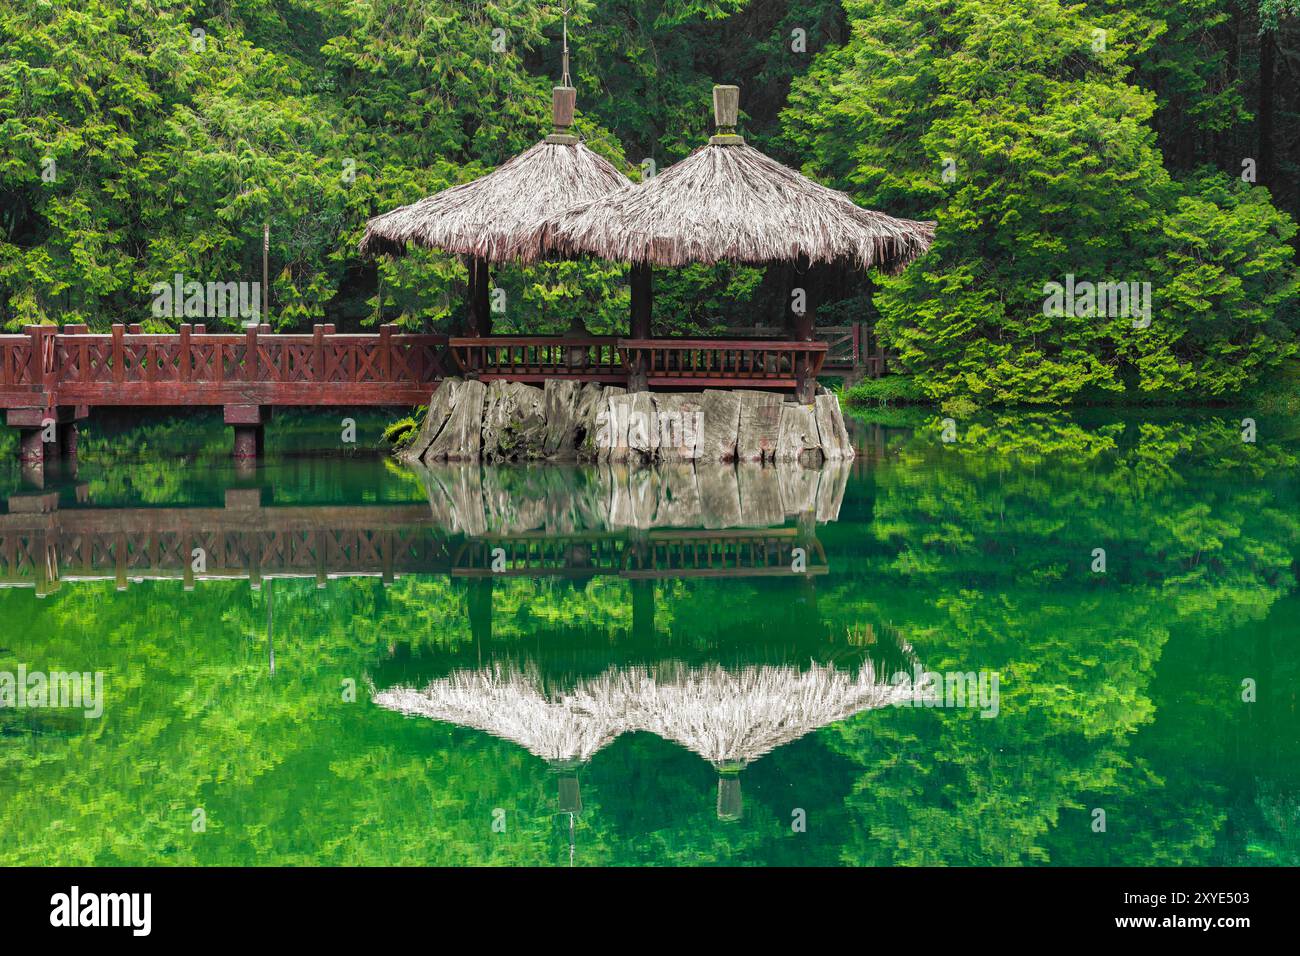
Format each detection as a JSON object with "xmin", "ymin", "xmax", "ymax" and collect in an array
[{"xmin": 401, "ymin": 379, "xmax": 856, "ymax": 466}]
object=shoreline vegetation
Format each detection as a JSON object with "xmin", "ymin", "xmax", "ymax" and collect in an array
[{"xmin": 841, "ymin": 360, "xmax": 1300, "ymax": 417}]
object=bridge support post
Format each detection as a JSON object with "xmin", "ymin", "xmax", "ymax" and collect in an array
[
  {"xmin": 225, "ymin": 405, "xmax": 268, "ymax": 459},
  {"xmin": 18, "ymin": 427, "xmax": 44, "ymax": 463},
  {"xmin": 8, "ymin": 406, "xmax": 81, "ymax": 464}
]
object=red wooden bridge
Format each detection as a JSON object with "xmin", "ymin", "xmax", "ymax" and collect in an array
[{"xmin": 2, "ymin": 323, "xmax": 839, "ymax": 462}]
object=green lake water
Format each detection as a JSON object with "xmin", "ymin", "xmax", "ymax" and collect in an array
[{"xmin": 0, "ymin": 408, "xmax": 1296, "ymax": 866}]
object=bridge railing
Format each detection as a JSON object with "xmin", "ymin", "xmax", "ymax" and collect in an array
[
  {"xmin": 2, "ymin": 324, "xmax": 854, "ymax": 411},
  {"xmin": 820, "ymin": 323, "xmax": 893, "ymax": 378},
  {"xmin": 447, "ymin": 335, "xmax": 624, "ymax": 383},
  {"xmin": 619, "ymin": 338, "xmax": 827, "ymax": 388},
  {"xmin": 2, "ymin": 323, "xmax": 447, "ymax": 407}
]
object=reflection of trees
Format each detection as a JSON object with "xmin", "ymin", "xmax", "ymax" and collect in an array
[
  {"xmin": 822, "ymin": 413, "xmax": 1300, "ymax": 865},
  {"xmin": 2, "ymin": 411, "xmax": 1296, "ymax": 866}
]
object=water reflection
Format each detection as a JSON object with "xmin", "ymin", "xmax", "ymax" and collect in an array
[
  {"xmin": 2, "ymin": 411, "xmax": 1297, "ymax": 866},
  {"xmin": 0, "ymin": 461, "xmax": 845, "ymax": 594}
]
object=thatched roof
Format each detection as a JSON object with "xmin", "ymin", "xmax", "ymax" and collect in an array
[
  {"xmin": 632, "ymin": 661, "xmax": 911, "ymax": 769},
  {"xmin": 372, "ymin": 663, "xmax": 636, "ymax": 764},
  {"xmin": 540, "ymin": 86, "xmax": 935, "ymax": 272},
  {"xmin": 360, "ymin": 90, "xmax": 632, "ymax": 263}
]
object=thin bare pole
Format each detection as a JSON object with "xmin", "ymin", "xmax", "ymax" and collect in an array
[{"xmin": 262, "ymin": 221, "xmax": 270, "ymax": 322}]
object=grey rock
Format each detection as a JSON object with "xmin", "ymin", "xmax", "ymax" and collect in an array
[
  {"xmin": 423, "ymin": 379, "xmax": 486, "ymax": 463},
  {"xmin": 481, "ymin": 381, "xmax": 546, "ymax": 461},
  {"xmin": 699, "ymin": 390, "xmax": 741, "ymax": 463},
  {"xmin": 627, "ymin": 390, "xmax": 660, "ymax": 462},
  {"xmin": 776, "ymin": 402, "xmax": 824, "ymax": 464},
  {"xmin": 575, "ymin": 383, "xmax": 612, "ymax": 460},
  {"xmin": 401, "ymin": 377, "xmax": 458, "ymax": 463},
  {"xmin": 602, "ymin": 393, "xmax": 638, "ymax": 463},
  {"xmin": 653, "ymin": 393, "xmax": 704, "ymax": 462},
  {"xmin": 542, "ymin": 379, "xmax": 581, "ymax": 459},
  {"xmin": 736, "ymin": 390, "xmax": 782, "ymax": 462},
  {"xmin": 814, "ymin": 391, "xmax": 855, "ymax": 461}
]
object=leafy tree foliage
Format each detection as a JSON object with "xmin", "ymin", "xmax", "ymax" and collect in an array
[{"xmin": 782, "ymin": 0, "xmax": 1300, "ymax": 404}]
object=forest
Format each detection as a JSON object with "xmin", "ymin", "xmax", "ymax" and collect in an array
[{"xmin": 2, "ymin": 0, "xmax": 1300, "ymax": 405}]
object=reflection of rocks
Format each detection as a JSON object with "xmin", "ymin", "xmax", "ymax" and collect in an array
[
  {"xmin": 411, "ymin": 460, "xmax": 850, "ymax": 534},
  {"xmin": 403, "ymin": 379, "xmax": 855, "ymax": 465}
]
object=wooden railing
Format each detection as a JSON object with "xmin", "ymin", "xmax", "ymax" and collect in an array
[
  {"xmin": 821, "ymin": 323, "xmax": 893, "ymax": 378},
  {"xmin": 2, "ymin": 324, "xmax": 842, "ymax": 412},
  {"xmin": 619, "ymin": 338, "xmax": 827, "ymax": 388},
  {"xmin": 447, "ymin": 335, "xmax": 625, "ymax": 383},
  {"xmin": 0, "ymin": 323, "xmax": 447, "ymax": 408}
]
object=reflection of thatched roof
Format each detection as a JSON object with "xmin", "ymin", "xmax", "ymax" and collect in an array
[
  {"xmin": 373, "ymin": 655, "xmax": 918, "ymax": 770},
  {"xmin": 540, "ymin": 143, "xmax": 935, "ymax": 272},
  {"xmin": 632, "ymin": 661, "xmax": 910, "ymax": 769},
  {"xmin": 360, "ymin": 140, "xmax": 632, "ymax": 262},
  {"xmin": 372, "ymin": 663, "xmax": 635, "ymax": 764}
]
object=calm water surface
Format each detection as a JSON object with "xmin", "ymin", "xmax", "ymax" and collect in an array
[{"xmin": 1, "ymin": 409, "xmax": 1296, "ymax": 865}]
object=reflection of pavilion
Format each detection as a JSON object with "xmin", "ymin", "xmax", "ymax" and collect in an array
[
  {"xmin": 0, "ymin": 462, "xmax": 844, "ymax": 595},
  {"xmin": 633, "ymin": 662, "xmax": 912, "ymax": 821},
  {"xmin": 374, "ymin": 649, "xmax": 917, "ymax": 831},
  {"xmin": 373, "ymin": 663, "xmax": 639, "ymax": 863}
]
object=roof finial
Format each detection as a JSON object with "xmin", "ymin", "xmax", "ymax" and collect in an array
[
  {"xmin": 710, "ymin": 85, "xmax": 744, "ymax": 146},
  {"xmin": 547, "ymin": 6, "xmax": 578, "ymax": 144},
  {"xmin": 561, "ymin": 5, "xmax": 571, "ymax": 87}
]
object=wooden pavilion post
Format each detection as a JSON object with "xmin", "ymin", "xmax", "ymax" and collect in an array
[
  {"xmin": 466, "ymin": 256, "xmax": 491, "ymax": 337},
  {"xmin": 628, "ymin": 262, "xmax": 652, "ymax": 391},
  {"xmin": 464, "ymin": 255, "xmax": 491, "ymax": 378},
  {"xmin": 788, "ymin": 255, "xmax": 816, "ymax": 403}
]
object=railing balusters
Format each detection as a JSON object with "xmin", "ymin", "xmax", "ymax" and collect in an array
[
  {"xmin": 244, "ymin": 324, "xmax": 258, "ymax": 382},
  {"xmin": 179, "ymin": 325, "xmax": 191, "ymax": 383}
]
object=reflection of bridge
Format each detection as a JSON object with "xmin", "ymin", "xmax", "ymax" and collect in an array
[
  {"xmin": 0, "ymin": 494, "xmax": 827, "ymax": 596},
  {"xmin": 452, "ymin": 528, "xmax": 825, "ymax": 579}
]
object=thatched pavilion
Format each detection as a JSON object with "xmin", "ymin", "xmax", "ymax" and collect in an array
[
  {"xmin": 362, "ymin": 75, "xmax": 931, "ymax": 403},
  {"xmin": 542, "ymin": 84, "xmax": 935, "ymax": 400},
  {"xmin": 360, "ymin": 72, "xmax": 632, "ymax": 339},
  {"xmin": 373, "ymin": 663, "xmax": 639, "ymax": 862}
]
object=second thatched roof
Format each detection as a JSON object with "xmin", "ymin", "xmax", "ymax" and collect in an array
[
  {"xmin": 541, "ymin": 142, "xmax": 935, "ymax": 272},
  {"xmin": 539, "ymin": 85, "xmax": 935, "ymax": 272}
]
